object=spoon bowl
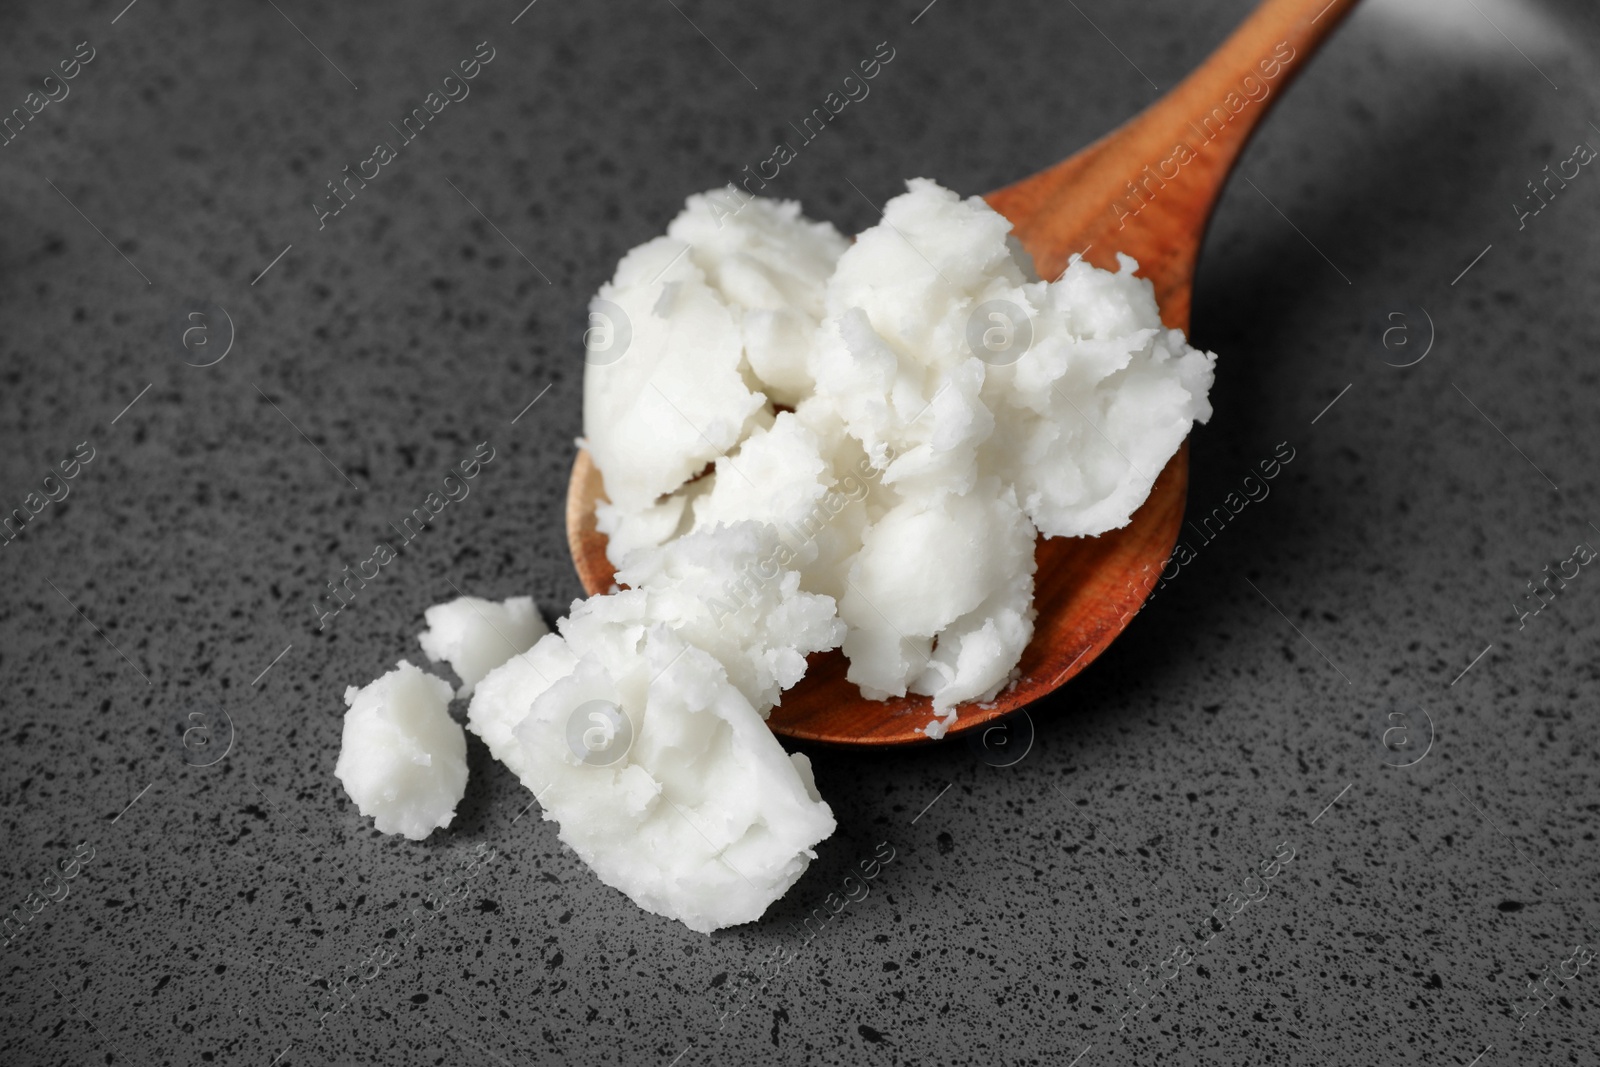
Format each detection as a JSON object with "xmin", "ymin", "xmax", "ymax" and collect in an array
[{"xmin": 568, "ymin": 0, "xmax": 1357, "ymax": 744}]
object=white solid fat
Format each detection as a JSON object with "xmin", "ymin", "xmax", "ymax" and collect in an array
[
  {"xmin": 465, "ymin": 523, "xmax": 842, "ymax": 932},
  {"xmin": 586, "ymin": 178, "xmax": 1213, "ymax": 718},
  {"xmin": 335, "ymin": 660, "xmax": 467, "ymax": 841},
  {"xmin": 598, "ymin": 522, "xmax": 845, "ymax": 719},
  {"xmin": 582, "ymin": 190, "xmax": 848, "ymax": 512},
  {"xmin": 817, "ymin": 179, "xmax": 1215, "ymax": 539},
  {"xmin": 839, "ymin": 480, "xmax": 1037, "ymax": 707},
  {"xmin": 465, "ymin": 632, "xmax": 579, "ymax": 783},
  {"xmin": 684, "ymin": 412, "xmax": 876, "ymax": 598},
  {"xmin": 669, "ymin": 190, "xmax": 847, "ymax": 323},
  {"xmin": 668, "ymin": 190, "xmax": 849, "ymax": 407},
  {"xmin": 417, "ymin": 595, "xmax": 549, "ymax": 698},
  {"xmin": 594, "ymin": 490, "xmax": 691, "ymax": 568},
  {"xmin": 689, "ymin": 413, "xmax": 832, "ymax": 537},
  {"xmin": 922, "ymin": 708, "xmax": 959, "ymax": 741},
  {"xmin": 582, "ymin": 237, "xmax": 770, "ymax": 512},
  {"xmin": 984, "ymin": 254, "xmax": 1216, "ymax": 538},
  {"xmin": 507, "ymin": 632, "xmax": 835, "ymax": 934}
]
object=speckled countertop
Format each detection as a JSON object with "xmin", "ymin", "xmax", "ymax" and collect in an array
[{"xmin": 2, "ymin": 0, "xmax": 1598, "ymax": 1064}]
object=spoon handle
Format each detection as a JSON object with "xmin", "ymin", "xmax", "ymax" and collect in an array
[{"xmin": 988, "ymin": 0, "xmax": 1360, "ymax": 327}]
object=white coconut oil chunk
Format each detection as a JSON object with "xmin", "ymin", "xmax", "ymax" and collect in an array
[
  {"xmin": 587, "ymin": 179, "xmax": 1215, "ymax": 734},
  {"xmin": 335, "ymin": 660, "xmax": 467, "ymax": 841},
  {"xmin": 417, "ymin": 594, "xmax": 549, "ymax": 697},
  {"xmin": 467, "ymin": 523, "xmax": 841, "ymax": 933}
]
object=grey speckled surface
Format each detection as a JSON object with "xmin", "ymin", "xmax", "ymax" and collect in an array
[{"xmin": 2, "ymin": 0, "xmax": 1599, "ymax": 1064}]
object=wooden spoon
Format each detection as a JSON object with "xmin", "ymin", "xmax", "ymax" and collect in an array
[{"xmin": 568, "ymin": 0, "xmax": 1358, "ymax": 744}]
